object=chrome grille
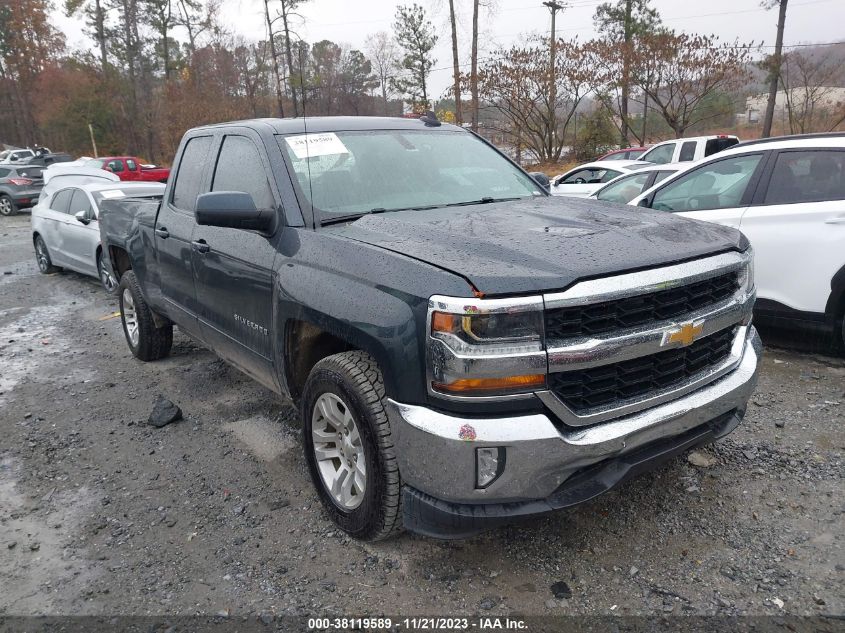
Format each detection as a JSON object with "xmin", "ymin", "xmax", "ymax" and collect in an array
[
  {"xmin": 547, "ymin": 327, "xmax": 736, "ymax": 413},
  {"xmin": 544, "ymin": 271, "xmax": 739, "ymax": 339}
]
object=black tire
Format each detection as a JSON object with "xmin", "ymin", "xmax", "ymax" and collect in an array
[
  {"xmin": 118, "ymin": 270, "xmax": 173, "ymax": 361},
  {"xmin": 0, "ymin": 194, "xmax": 17, "ymax": 216},
  {"xmin": 97, "ymin": 250, "xmax": 118, "ymax": 294},
  {"xmin": 34, "ymin": 235, "xmax": 59, "ymax": 273},
  {"xmin": 301, "ymin": 351, "xmax": 403, "ymax": 541}
]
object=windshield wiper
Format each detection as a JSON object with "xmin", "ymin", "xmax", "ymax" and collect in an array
[
  {"xmin": 442, "ymin": 196, "xmax": 522, "ymax": 208},
  {"xmin": 319, "ymin": 198, "xmax": 521, "ymax": 226}
]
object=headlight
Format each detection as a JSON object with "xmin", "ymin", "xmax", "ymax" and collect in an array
[{"xmin": 427, "ymin": 295, "xmax": 546, "ymax": 398}]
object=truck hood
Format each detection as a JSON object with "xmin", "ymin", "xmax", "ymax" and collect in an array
[{"xmin": 331, "ymin": 196, "xmax": 745, "ymax": 295}]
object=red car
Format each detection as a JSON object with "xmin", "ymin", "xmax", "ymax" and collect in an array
[
  {"xmin": 596, "ymin": 146, "xmax": 650, "ymax": 161},
  {"xmin": 86, "ymin": 156, "xmax": 170, "ymax": 183}
]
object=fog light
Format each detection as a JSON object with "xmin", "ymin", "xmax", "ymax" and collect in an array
[{"xmin": 476, "ymin": 447, "xmax": 504, "ymax": 488}]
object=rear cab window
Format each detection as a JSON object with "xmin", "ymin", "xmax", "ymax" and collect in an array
[
  {"xmin": 171, "ymin": 136, "xmax": 213, "ymax": 212},
  {"xmin": 705, "ymin": 137, "xmax": 739, "ymax": 157},
  {"xmin": 679, "ymin": 141, "xmax": 697, "ymax": 162}
]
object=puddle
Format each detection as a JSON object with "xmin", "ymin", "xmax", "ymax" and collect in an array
[
  {"xmin": 223, "ymin": 415, "xmax": 298, "ymax": 462},
  {"xmin": 0, "ymin": 455, "xmax": 97, "ymax": 614}
]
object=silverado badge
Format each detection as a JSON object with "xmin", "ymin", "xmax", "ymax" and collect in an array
[{"xmin": 663, "ymin": 321, "xmax": 705, "ymax": 347}]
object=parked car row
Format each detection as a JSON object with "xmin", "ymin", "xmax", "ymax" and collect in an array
[
  {"xmin": 31, "ymin": 166, "xmax": 165, "ymax": 292},
  {"xmin": 0, "ymin": 153, "xmax": 171, "ymax": 217}
]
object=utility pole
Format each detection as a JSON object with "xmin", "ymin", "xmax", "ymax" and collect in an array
[
  {"xmin": 762, "ymin": 0, "xmax": 788, "ymax": 137},
  {"xmin": 620, "ymin": 0, "xmax": 633, "ymax": 146},
  {"xmin": 542, "ymin": 0, "xmax": 564, "ymax": 161}
]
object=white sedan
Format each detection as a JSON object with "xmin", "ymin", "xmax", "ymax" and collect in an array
[
  {"xmin": 589, "ymin": 163, "xmax": 691, "ymax": 204},
  {"xmin": 550, "ymin": 160, "xmax": 652, "ymax": 197},
  {"xmin": 31, "ymin": 171, "xmax": 164, "ymax": 293}
]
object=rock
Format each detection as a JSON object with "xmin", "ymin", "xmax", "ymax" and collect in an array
[
  {"xmin": 716, "ymin": 596, "xmax": 731, "ymax": 608},
  {"xmin": 771, "ymin": 597, "xmax": 784, "ymax": 609},
  {"xmin": 515, "ymin": 583, "xmax": 536, "ymax": 593},
  {"xmin": 232, "ymin": 505, "xmax": 245, "ymax": 515},
  {"xmin": 320, "ymin": 580, "xmax": 337, "ymax": 592},
  {"xmin": 29, "ymin": 542, "xmax": 40, "ymax": 551},
  {"xmin": 687, "ymin": 451, "xmax": 715, "ymax": 468},
  {"xmin": 629, "ymin": 566, "xmax": 639, "ymax": 577},
  {"xmin": 259, "ymin": 613, "xmax": 274, "ymax": 625},
  {"xmin": 479, "ymin": 597, "xmax": 496, "ymax": 610},
  {"xmin": 813, "ymin": 595, "xmax": 826, "ymax": 606},
  {"xmin": 148, "ymin": 396, "xmax": 183, "ymax": 428},
  {"xmin": 742, "ymin": 450, "xmax": 757, "ymax": 460},
  {"xmin": 544, "ymin": 599, "xmax": 559, "ymax": 609},
  {"xmin": 550, "ymin": 581, "xmax": 572, "ymax": 599},
  {"xmin": 7, "ymin": 541, "xmax": 16, "ymax": 550},
  {"xmin": 268, "ymin": 499, "xmax": 290, "ymax": 511},
  {"xmin": 775, "ymin": 420, "xmax": 785, "ymax": 428}
]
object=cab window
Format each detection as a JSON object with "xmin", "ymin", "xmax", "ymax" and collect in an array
[
  {"xmin": 211, "ymin": 135, "xmax": 275, "ymax": 211},
  {"xmin": 641, "ymin": 143, "xmax": 675, "ymax": 165},
  {"xmin": 107, "ymin": 159, "xmax": 124, "ymax": 173},
  {"xmin": 171, "ymin": 136, "xmax": 213, "ymax": 212},
  {"xmin": 126, "ymin": 159, "xmax": 138, "ymax": 171},
  {"xmin": 596, "ymin": 171, "xmax": 652, "ymax": 203},
  {"xmin": 764, "ymin": 150, "xmax": 845, "ymax": 205},
  {"xmin": 560, "ymin": 167, "xmax": 621, "ymax": 185},
  {"xmin": 679, "ymin": 141, "xmax": 697, "ymax": 162},
  {"xmin": 650, "ymin": 154, "xmax": 763, "ymax": 212}
]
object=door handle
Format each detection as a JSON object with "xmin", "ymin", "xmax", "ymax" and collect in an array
[
  {"xmin": 824, "ymin": 217, "xmax": 845, "ymax": 225},
  {"xmin": 155, "ymin": 227, "xmax": 170, "ymax": 238},
  {"xmin": 192, "ymin": 239, "xmax": 210, "ymax": 254}
]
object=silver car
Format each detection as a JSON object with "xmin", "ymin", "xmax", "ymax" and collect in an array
[{"xmin": 31, "ymin": 177, "xmax": 165, "ymax": 292}]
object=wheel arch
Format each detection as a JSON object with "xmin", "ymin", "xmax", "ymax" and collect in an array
[{"xmin": 825, "ymin": 262, "xmax": 845, "ymax": 321}]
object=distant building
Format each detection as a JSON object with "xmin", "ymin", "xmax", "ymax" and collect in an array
[{"xmin": 741, "ymin": 87, "xmax": 845, "ymax": 124}]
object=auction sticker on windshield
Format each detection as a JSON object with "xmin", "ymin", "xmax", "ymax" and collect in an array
[{"xmin": 285, "ymin": 133, "xmax": 349, "ymax": 159}]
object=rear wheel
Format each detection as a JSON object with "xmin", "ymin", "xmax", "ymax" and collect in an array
[
  {"xmin": 301, "ymin": 351, "xmax": 403, "ymax": 541},
  {"xmin": 119, "ymin": 270, "xmax": 172, "ymax": 361},
  {"xmin": 97, "ymin": 251, "xmax": 118, "ymax": 294},
  {"xmin": 34, "ymin": 235, "xmax": 59, "ymax": 273},
  {"xmin": 0, "ymin": 195, "xmax": 16, "ymax": 216}
]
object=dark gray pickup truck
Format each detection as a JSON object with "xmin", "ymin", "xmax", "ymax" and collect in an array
[{"xmin": 99, "ymin": 116, "xmax": 761, "ymax": 540}]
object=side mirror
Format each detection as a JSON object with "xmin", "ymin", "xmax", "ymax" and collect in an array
[
  {"xmin": 637, "ymin": 197, "xmax": 651, "ymax": 208},
  {"xmin": 528, "ymin": 171, "xmax": 550, "ymax": 191},
  {"xmin": 74, "ymin": 210, "xmax": 91, "ymax": 224},
  {"xmin": 196, "ymin": 191, "xmax": 275, "ymax": 232}
]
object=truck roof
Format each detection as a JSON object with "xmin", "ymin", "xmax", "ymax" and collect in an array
[{"xmin": 189, "ymin": 116, "xmax": 465, "ymax": 135}]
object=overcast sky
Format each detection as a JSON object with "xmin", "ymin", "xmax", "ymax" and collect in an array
[{"xmin": 59, "ymin": 0, "xmax": 843, "ymax": 96}]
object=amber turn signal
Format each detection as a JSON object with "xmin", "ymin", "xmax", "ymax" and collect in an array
[
  {"xmin": 432, "ymin": 374, "xmax": 545, "ymax": 394},
  {"xmin": 431, "ymin": 311, "xmax": 458, "ymax": 333}
]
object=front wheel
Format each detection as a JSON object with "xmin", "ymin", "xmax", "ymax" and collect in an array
[
  {"xmin": 301, "ymin": 351, "xmax": 403, "ymax": 541},
  {"xmin": 118, "ymin": 270, "xmax": 173, "ymax": 361},
  {"xmin": 97, "ymin": 251, "xmax": 118, "ymax": 294},
  {"xmin": 0, "ymin": 195, "xmax": 17, "ymax": 217}
]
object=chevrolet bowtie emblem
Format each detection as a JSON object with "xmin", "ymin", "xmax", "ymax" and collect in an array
[{"xmin": 664, "ymin": 321, "xmax": 704, "ymax": 347}]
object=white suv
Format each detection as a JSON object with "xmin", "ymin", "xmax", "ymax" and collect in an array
[{"xmin": 630, "ymin": 133, "xmax": 845, "ymax": 350}]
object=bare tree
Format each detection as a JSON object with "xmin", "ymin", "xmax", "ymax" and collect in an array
[
  {"xmin": 65, "ymin": 0, "xmax": 110, "ymax": 72},
  {"xmin": 471, "ymin": 38, "xmax": 596, "ymax": 162},
  {"xmin": 779, "ymin": 50, "xmax": 845, "ymax": 133},
  {"xmin": 262, "ymin": 0, "xmax": 285, "ymax": 117},
  {"xmin": 470, "ymin": 0, "xmax": 479, "ymax": 130},
  {"xmin": 631, "ymin": 31, "xmax": 752, "ymax": 137},
  {"xmin": 761, "ymin": 0, "xmax": 788, "ymax": 137},
  {"xmin": 448, "ymin": 0, "xmax": 462, "ymax": 124},
  {"xmin": 364, "ymin": 31, "xmax": 398, "ymax": 115}
]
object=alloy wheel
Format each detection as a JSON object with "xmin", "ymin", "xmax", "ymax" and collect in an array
[
  {"xmin": 122, "ymin": 288, "xmax": 139, "ymax": 346},
  {"xmin": 311, "ymin": 392, "xmax": 367, "ymax": 510}
]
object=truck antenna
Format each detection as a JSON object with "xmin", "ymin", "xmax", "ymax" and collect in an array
[{"xmin": 299, "ymin": 41, "xmax": 315, "ymax": 226}]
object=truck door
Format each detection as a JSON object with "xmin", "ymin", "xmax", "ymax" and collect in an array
[
  {"xmin": 190, "ymin": 131, "xmax": 280, "ymax": 391},
  {"xmin": 154, "ymin": 134, "xmax": 213, "ymax": 336},
  {"xmin": 125, "ymin": 158, "xmax": 140, "ymax": 181}
]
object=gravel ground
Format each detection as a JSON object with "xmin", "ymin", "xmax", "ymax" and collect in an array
[{"xmin": 0, "ymin": 213, "xmax": 843, "ymax": 619}]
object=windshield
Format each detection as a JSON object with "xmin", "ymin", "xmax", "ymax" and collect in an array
[{"xmin": 278, "ymin": 130, "xmax": 542, "ymax": 222}]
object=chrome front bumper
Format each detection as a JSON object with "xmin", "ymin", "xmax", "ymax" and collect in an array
[{"xmin": 388, "ymin": 327, "xmax": 762, "ymax": 513}]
